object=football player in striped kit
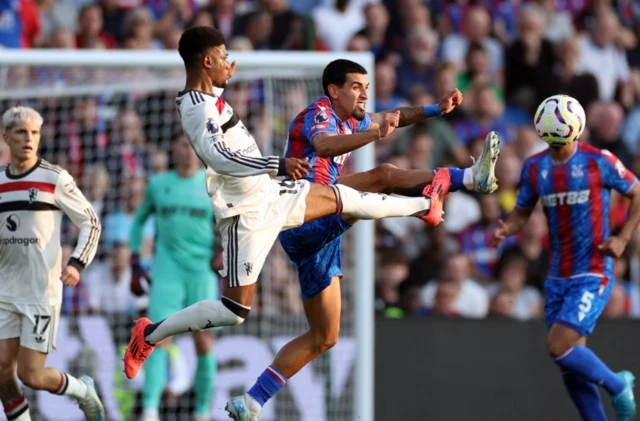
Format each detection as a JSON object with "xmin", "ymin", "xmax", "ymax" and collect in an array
[{"xmin": 0, "ymin": 107, "xmax": 105, "ymax": 420}]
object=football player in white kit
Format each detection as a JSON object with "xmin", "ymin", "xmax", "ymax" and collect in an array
[
  {"xmin": 0, "ymin": 107, "xmax": 105, "ymax": 420},
  {"xmin": 123, "ymin": 26, "xmax": 443, "ymax": 417}
]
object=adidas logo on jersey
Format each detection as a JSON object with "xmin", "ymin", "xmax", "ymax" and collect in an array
[
  {"xmin": 35, "ymin": 336, "xmax": 45, "ymax": 344},
  {"xmin": 540, "ymin": 190, "xmax": 590, "ymax": 207}
]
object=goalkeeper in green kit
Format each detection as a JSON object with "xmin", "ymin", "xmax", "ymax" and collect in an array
[{"xmin": 129, "ymin": 133, "xmax": 218, "ymax": 421}]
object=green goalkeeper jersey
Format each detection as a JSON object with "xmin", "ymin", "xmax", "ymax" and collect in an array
[{"xmin": 130, "ymin": 169, "xmax": 214, "ymax": 273}]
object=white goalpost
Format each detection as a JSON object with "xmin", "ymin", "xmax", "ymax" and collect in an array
[{"xmin": 0, "ymin": 49, "xmax": 375, "ymax": 421}]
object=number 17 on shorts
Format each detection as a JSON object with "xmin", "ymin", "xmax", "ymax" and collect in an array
[{"xmin": 0, "ymin": 302, "xmax": 59, "ymax": 353}]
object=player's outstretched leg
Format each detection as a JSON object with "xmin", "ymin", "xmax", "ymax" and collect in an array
[
  {"xmin": 124, "ymin": 295, "xmax": 249, "ymax": 379},
  {"xmin": 549, "ymin": 324, "xmax": 636, "ymax": 421},
  {"xmin": 562, "ymin": 371, "xmax": 607, "ymax": 421},
  {"xmin": 15, "ymin": 347, "xmax": 105, "ymax": 421}
]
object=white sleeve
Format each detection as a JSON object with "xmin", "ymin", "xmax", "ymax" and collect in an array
[
  {"xmin": 181, "ymin": 99, "xmax": 282, "ymax": 178},
  {"xmin": 54, "ymin": 170, "xmax": 102, "ymax": 271}
]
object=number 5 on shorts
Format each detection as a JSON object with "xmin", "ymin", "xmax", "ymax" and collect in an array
[
  {"xmin": 33, "ymin": 314, "xmax": 51, "ymax": 335},
  {"xmin": 578, "ymin": 291, "xmax": 595, "ymax": 322}
]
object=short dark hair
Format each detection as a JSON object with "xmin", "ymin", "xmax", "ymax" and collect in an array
[
  {"xmin": 178, "ymin": 26, "xmax": 226, "ymax": 68},
  {"xmin": 322, "ymin": 59, "xmax": 367, "ymax": 97}
]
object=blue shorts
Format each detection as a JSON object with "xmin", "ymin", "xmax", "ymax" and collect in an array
[
  {"xmin": 544, "ymin": 274, "xmax": 614, "ymax": 337},
  {"xmin": 279, "ymin": 214, "xmax": 352, "ymax": 301}
]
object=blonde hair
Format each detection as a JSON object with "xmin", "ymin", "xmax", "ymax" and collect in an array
[{"xmin": 2, "ymin": 106, "xmax": 44, "ymax": 131}]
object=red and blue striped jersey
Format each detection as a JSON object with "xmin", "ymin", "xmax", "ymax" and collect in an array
[
  {"xmin": 516, "ymin": 143, "xmax": 637, "ymax": 278},
  {"xmin": 285, "ymin": 96, "xmax": 372, "ymax": 185}
]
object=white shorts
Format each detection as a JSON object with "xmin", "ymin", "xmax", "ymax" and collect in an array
[
  {"xmin": 218, "ymin": 179, "xmax": 310, "ymax": 288},
  {"xmin": 0, "ymin": 301, "xmax": 60, "ymax": 353}
]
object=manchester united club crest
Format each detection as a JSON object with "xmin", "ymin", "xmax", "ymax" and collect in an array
[{"xmin": 28, "ymin": 188, "xmax": 38, "ymax": 204}]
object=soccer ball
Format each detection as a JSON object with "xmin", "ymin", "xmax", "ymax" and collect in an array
[{"xmin": 533, "ymin": 95, "xmax": 586, "ymax": 147}]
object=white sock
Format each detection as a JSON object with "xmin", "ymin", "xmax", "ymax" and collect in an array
[
  {"xmin": 142, "ymin": 408, "xmax": 159, "ymax": 417},
  {"xmin": 4, "ymin": 395, "xmax": 31, "ymax": 421},
  {"xmin": 55, "ymin": 373, "xmax": 87, "ymax": 399},
  {"xmin": 244, "ymin": 393, "xmax": 263, "ymax": 412},
  {"xmin": 145, "ymin": 299, "xmax": 247, "ymax": 345},
  {"xmin": 334, "ymin": 184, "xmax": 430, "ymax": 219},
  {"xmin": 463, "ymin": 167, "xmax": 475, "ymax": 190}
]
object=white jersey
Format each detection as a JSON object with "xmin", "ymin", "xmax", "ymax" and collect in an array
[
  {"xmin": 0, "ymin": 160, "xmax": 101, "ymax": 305},
  {"xmin": 176, "ymin": 89, "xmax": 283, "ymax": 219}
]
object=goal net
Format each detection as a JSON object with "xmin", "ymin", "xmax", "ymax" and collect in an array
[{"xmin": 0, "ymin": 51, "xmax": 374, "ymax": 421}]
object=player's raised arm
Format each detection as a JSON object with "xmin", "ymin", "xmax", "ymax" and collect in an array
[
  {"xmin": 309, "ymin": 105, "xmax": 395, "ymax": 158},
  {"xmin": 182, "ymin": 100, "xmax": 284, "ymax": 178},
  {"xmin": 367, "ymin": 88, "xmax": 463, "ymax": 128},
  {"xmin": 54, "ymin": 170, "xmax": 101, "ymax": 273}
]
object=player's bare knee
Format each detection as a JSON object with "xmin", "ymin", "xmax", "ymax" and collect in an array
[
  {"xmin": 310, "ymin": 329, "xmax": 339, "ymax": 355},
  {"xmin": 546, "ymin": 337, "xmax": 572, "ymax": 358},
  {"xmin": 0, "ymin": 360, "xmax": 16, "ymax": 379},
  {"xmin": 373, "ymin": 163, "xmax": 398, "ymax": 194}
]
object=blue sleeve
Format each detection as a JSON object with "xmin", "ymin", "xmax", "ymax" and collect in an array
[
  {"xmin": 304, "ymin": 105, "xmax": 338, "ymax": 140},
  {"xmin": 355, "ymin": 113, "xmax": 372, "ymax": 132},
  {"xmin": 599, "ymin": 150, "xmax": 638, "ymax": 194},
  {"xmin": 515, "ymin": 161, "xmax": 539, "ymax": 209}
]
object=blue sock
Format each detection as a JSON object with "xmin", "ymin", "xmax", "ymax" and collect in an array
[
  {"xmin": 562, "ymin": 371, "xmax": 607, "ymax": 421},
  {"xmin": 555, "ymin": 346, "xmax": 624, "ymax": 395},
  {"xmin": 445, "ymin": 167, "xmax": 465, "ymax": 192},
  {"xmin": 247, "ymin": 366, "xmax": 287, "ymax": 407}
]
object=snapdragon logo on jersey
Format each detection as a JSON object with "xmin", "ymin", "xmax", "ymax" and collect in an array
[
  {"xmin": 541, "ymin": 190, "xmax": 590, "ymax": 207},
  {"xmin": 3, "ymin": 214, "xmax": 39, "ymax": 247}
]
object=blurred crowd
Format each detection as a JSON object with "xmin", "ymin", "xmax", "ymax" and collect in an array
[{"xmin": 2, "ymin": 0, "xmax": 640, "ymax": 323}]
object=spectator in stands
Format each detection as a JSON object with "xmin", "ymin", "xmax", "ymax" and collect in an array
[
  {"xmin": 494, "ymin": 144, "xmax": 523, "ymax": 212},
  {"xmin": 76, "ymin": 4, "xmax": 117, "ymax": 49},
  {"xmin": 98, "ymin": 0, "xmax": 127, "ymax": 42},
  {"xmin": 257, "ymin": 0, "xmax": 307, "ymax": 50},
  {"xmin": 346, "ymin": 34, "xmax": 371, "ymax": 52},
  {"xmin": 427, "ymin": 281, "xmax": 460, "ymax": 318},
  {"xmin": 375, "ymin": 248, "xmax": 411, "ymax": 311},
  {"xmin": 513, "ymin": 126, "xmax": 548, "ymax": 162},
  {"xmin": 241, "ymin": 10, "xmax": 273, "ymax": 50},
  {"xmin": 148, "ymin": 0, "xmax": 195, "ymax": 42},
  {"xmin": 83, "ymin": 242, "xmax": 148, "ymax": 315},
  {"xmin": 205, "ymin": 0, "xmax": 237, "ymax": 41},
  {"xmin": 590, "ymin": 101, "xmax": 634, "ymax": 170},
  {"xmin": 553, "ymin": 37, "xmax": 600, "ymax": 113},
  {"xmin": 505, "ymin": 4, "xmax": 556, "ymax": 115},
  {"xmin": 35, "ymin": 0, "xmax": 75, "ymax": 42},
  {"xmin": 458, "ymin": 42, "xmax": 504, "ymax": 103},
  {"xmin": 453, "ymin": 84, "xmax": 514, "ymax": 146},
  {"xmin": 537, "ymin": 0, "xmax": 576, "ymax": 43},
  {"xmin": 374, "ymin": 60, "xmax": 406, "ymax": 112},
  {"xmin": 312, "ymin": 0, "xmax": 365, "ymax": 51},
  {"xmin": 103, "ymin": 175, "xmax": 155, "ymax": 254},
  {"xmin": 82, "ymin": 164, "xmax": 110, "ymax": 222},
  {"xmin": 440, "ymin": 6, "xmax": 503, "ymax": 82},
  {"xmin": 121, "ymin": 6, "xmax": 161, "ymax": 49},
  {"xmin": 47, "ymin": 28, "xmax": 76, "ymax": 49},
  {"xmin": 487, "ymin": 248, "xmax": 543, "ymax": 321},
  {"xmin": 518, "ymin": 208, "xmax": 550, "ymax": 291},
  {"xmin": 459, "ymin": 194, "xmax": 516, "ymax": 282},
  {"xmin": 420, "ymin": 253, "xmax": 489, "ymax": 319},
  {"xmin": 576, "ymin": 8, "xmax": 631, "ymax": 101},
  {"xmin": 354, "ymin": 3, "xmax": 390, "ymax": 60},
  {"xmin": 395, "ymin": 27, "xmax": 440, "ymax": 100},
  {"xmin": 109, "ymin": 109, "xmax": 152, "ymax": 186}
]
